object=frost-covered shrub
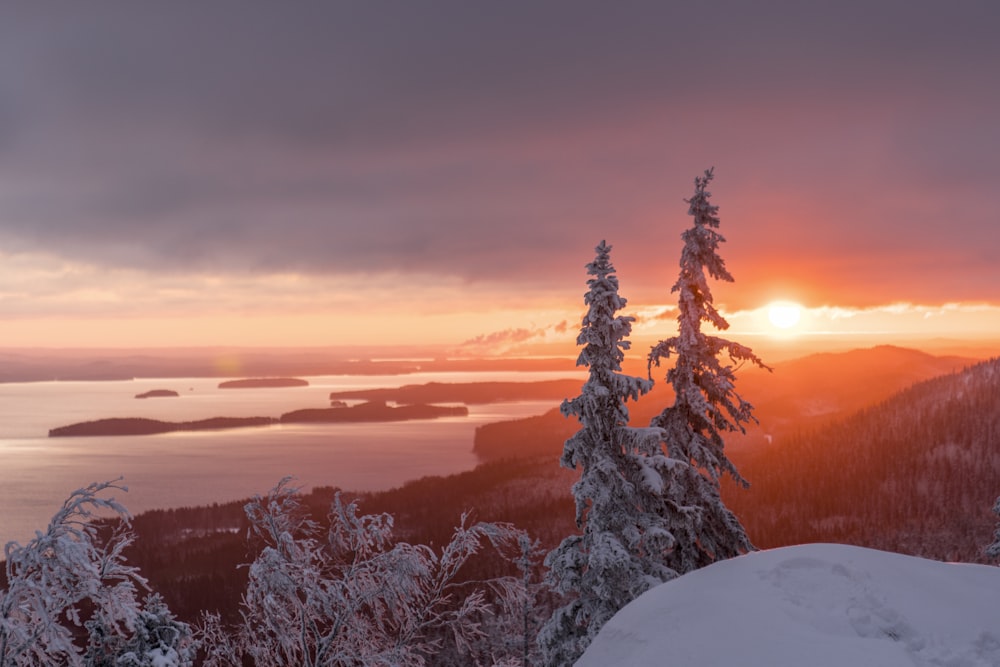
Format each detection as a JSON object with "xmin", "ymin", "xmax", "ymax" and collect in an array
[
  {"xmin": 0, "ymin": 480, "xmax": 192, "ymax": 667},
  {"xmin": 200, "ymin": 478, "xmax": 534, "ymax": 666}
]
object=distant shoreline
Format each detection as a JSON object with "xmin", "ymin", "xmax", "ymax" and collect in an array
[
  {"xmin": 1, "ymin": 339, "xmax": 997, "ymax": 385},
  {"xmin": 0, "ymin": 348, "xmax": 578, "ymax": 384}
]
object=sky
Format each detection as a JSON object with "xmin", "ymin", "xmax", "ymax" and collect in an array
[{"xmin": 1, "ymin": 1, "xmax": 998, "ymax": 354}]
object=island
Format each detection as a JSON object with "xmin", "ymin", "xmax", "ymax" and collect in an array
[
  {"xmin": 327, "ymin": 379, "xmax": 581, "ymax": 405},
  {"xmin": 218, "ymin": 378, "xmax": 309, "ymax": 389},
  {"xmin": 49, "ymin": 416, "xmax": 276, "ymax": 437},
  {"xmin": 280, "ymin": 401, "xmax": 468, "ymax": 424},
  {"xmin": 134, "ymin": 389, "xmax": 180, "ymax": 399}
]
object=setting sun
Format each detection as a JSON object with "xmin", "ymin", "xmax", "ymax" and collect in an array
[{"xmin": 767, "ymin": 301, "xmax": 803, "ymax": 330}]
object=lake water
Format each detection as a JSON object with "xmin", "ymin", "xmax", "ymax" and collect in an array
[{"xmin": 0, "ymin": 371, "xmax": 576, "ymax": 546}]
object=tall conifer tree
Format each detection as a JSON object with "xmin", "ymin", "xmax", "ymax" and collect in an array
[
  {"xmin": 648, "ymin": 168, "xmax": 767, "ymax": 573},
  {"xmin": 540, "ymin": 241, "xmax": 671, "ymax": 666}
]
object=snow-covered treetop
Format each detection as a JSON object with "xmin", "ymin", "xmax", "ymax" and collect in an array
[
  {"xmin": 574, "ymin": 240, "xmax": 644, "ymax": 389},
  {"xmin": 672, "ymin": 167, "xmax": 734, "ymax": 333},
  {"xmin": 650, "ymin": 169, "xmax": 769, "ymax": 484},
  {"xmin": 562, "ymin": 240, "xmax": 655, "ymax": 474}
]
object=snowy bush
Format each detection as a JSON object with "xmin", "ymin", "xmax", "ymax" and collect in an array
[
  {"xmin": 199, "ymin": 477, "xmax": 536, "ymax": 666},
  {"xmin": 0, "ymin": 480, "xmax": 193, "ymax": 667}
]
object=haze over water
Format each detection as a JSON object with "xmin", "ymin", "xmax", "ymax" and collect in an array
[{"xmin": 0, "ymin": 371, "xmax": 570, "ymax": 546}]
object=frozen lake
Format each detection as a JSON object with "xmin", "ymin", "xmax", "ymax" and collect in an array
[{"xmin": 0, "ymin": 371, "xmax": 574, "ymax": 546}]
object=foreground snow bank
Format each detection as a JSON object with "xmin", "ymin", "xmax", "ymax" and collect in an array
[{"xmin": 578, "ymin": 543, "xmax": 1000, "ymax": 667}]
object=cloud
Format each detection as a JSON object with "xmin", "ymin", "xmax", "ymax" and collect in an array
[
  {"xmin": 723, "ymin": 301, "xmax": 1000, "ymax": 341},
  {"xmin": 642, "ymin": 308, "xmax": 677, "ymax": 322},
  {"xmin": 0, "ymin": 2, "xmax": 997, "ymax": 311},
  {"xmin": 458, "ymin": 320, "xmax": 573, "ymax": 355}
]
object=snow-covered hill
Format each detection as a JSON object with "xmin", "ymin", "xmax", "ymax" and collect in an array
[{"xmin": 578, "ymin": 543, "xmax": 1000, "ymax": 666}]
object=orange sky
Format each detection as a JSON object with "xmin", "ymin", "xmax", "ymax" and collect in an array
[{"xmin": 1, "ymin": 3, "xmax": 997, "ymax": 357}]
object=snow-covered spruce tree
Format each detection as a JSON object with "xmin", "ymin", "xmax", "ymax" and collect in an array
[
  {"xmin": 200, "ymin": 477, "xmax": 532, "ymax": 667},
  {"xmin": 647, "ymin": 168, "xmax": 766, "ymax": 574},
  {"xmin": 539, "ymin": 241, "xmax": 673, "ymax": 666},
  {"xmin": 0, "ymin": 480, "xmax": 193, "ymax": 667}
]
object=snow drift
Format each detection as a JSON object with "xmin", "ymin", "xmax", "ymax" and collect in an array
[{"xmin": 578, "ymin": 543, "xmax": 1000, "ymax": 667}]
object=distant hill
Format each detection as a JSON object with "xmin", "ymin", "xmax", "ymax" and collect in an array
[
  {"xmin": 736, "ymin": 345, "xmax": 974, "ymax": 434},
  {"xmin": 474, "ymin": 345, "xmax": 980, "ymax": 460},
  {"xmin": 0, "ymin": 347, "xmax": 577, "ymax": 383},
  {"xmin": 726, "ymin": 356, "xmax": 1000, "ymax": 562}
]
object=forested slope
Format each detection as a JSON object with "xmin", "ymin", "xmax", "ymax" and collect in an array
[
  {"xmin": 118, "ymin": 458, "xmax": 577, "ymax": 624},
  {"xmin": 725, "ymin": 357, "xmax": 1000, "ymax": 561}
]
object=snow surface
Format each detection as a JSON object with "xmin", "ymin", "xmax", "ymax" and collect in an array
[{"xmin": 578, "ymin": 543, "xmax": 1000, "ymax": 667}]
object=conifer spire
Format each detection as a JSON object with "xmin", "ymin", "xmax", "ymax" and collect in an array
[{"xmin": 648, "ymin": 168, "xmax": 767, "ymax": 572}]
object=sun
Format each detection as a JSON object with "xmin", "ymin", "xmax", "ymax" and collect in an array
[{"xmin": 767, "ymin": 301, "xmax": 802, "ymax": 330}]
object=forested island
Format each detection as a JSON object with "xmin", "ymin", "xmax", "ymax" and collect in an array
[
  {"xmin": 134, "ymin": 389, "xmax": 180, "ymax": 399},
  {"xmin": 49, "ymin": 416, "xmax": 276, "ymax": 437},
  {"xmin": 218, "ymin": 377, "xmax": 309, "ymax": 389},
  {"xmin": 281, "ymin": 401, "xmax": 468, "ymax": 423},
  {"xmin": 49, "ymin": 391, "xmax": 481, "ymax": 436},
  {"xmin": 48, "ymin": 379, "xmax": 579, "ymax": 438}
]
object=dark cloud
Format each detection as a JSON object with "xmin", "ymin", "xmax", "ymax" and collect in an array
[{"xmin": 0, "ymin": 1, "xmax": 998, "ymax": 306}]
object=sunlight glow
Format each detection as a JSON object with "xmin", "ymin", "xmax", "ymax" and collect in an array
[{"xmin": 767, "ymin": 301, "xmax": 803, "ymax": 330}]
